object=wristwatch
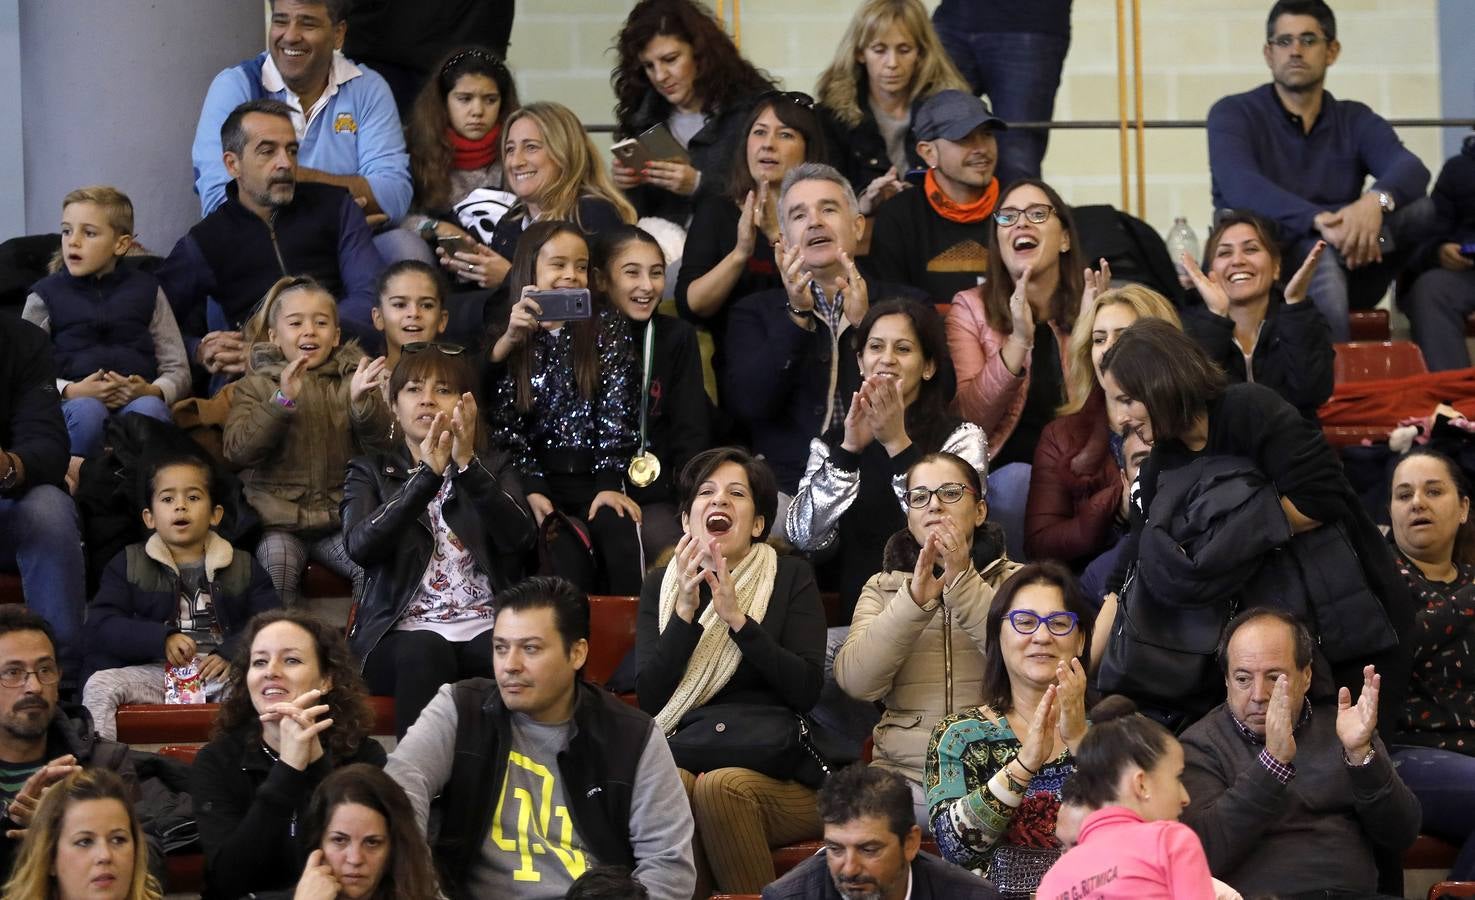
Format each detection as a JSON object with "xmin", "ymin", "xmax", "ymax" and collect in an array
[
  {"xmin": 0, "ymin": 453, "xmax": 17, "ymax": 492},
  {"xmin": 418, "ymin": 218, "xmax": 439, "ymax": 241},
  {"xmin": 1373, "ymin": 190, "xmax": 1395, "ymax": 213}
]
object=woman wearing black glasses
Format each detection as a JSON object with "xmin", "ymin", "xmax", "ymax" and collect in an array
[
  {"xmin": 833, "ymin": 451, "xmax": 1020, "ymax": 830},
  {"xmin": 787, "ymin": 299, "xmax": 978, "ymax": 617},
  {"xmin": 948, "ymin": 179, "xmax": 1090, "ymax": 471},
  {"xmin": 925, "ymin": 561, "xmax": 1095, "ymax": 899},
  {"xmin": 341, "ymin": 343, "xmax": 535, "ymax": 737}
]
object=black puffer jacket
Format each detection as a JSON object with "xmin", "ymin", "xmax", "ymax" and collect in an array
[
  {"xmin": 341, "ymin": 445, "xmax": 535, "ymax": 666},
  {"xmin": 1183, "ymin": 294, "xmax": 1334, "ymax": 421},
  {"xmin": 1412, "ymin": 133, "xmax": 1475, "ymax": 272}
]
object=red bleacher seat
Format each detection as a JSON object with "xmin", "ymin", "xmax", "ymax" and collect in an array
[
  {"xmin": 1431, "ymin": 882, "xmax": 1475, "ymax": 900},
  {"xmin": 1407, "ymin": 834, "xmax": 1461, "ymax": 870},
  {"xmin": 303, "ymin": 562, "xmax": 353, "ymax": 599},
  {"xmin": 772, "ymin": 840, "xmax": 940, "ymax": 879},
  {"xmin": 1333, "ymin": 341, "xmax": 1429, "ymax": 384},
  {"xmin": 586, "ymin": 595, "xmax": 638, "ymax": 687},
  {"xmin": 0, "ymin": 573, "xmax": 21, "ymax": 605},
  {"xmin": 935, "ymin": 303, "xmax": 952, "ymax": 319},
  {"xmin": 157, "ymin": 744, "xmax": 200, "ymax": 764},
  {"xmin": 165, "ymin": 851, "xmax": 204, "ymax": 894},
  {"xmin": 115, "ymin": 695, "xmax": 398, "ymax": 745},
  {"xmin": 1348, "ymin": 309, "xmax": 1390, "ymax": 341}
]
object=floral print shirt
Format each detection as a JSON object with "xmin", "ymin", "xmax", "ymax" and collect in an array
[
  {"xmin": 1395, "ymin": 548, "xmax": 1475, "ymax": 752},
  {"xmin": 926, "ymin": 708, "xmax": 1072, "ymax": 898}
]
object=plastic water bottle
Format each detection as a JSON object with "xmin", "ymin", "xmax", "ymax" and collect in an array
[{"xmin": 1166, "ymin": 217, "xmax": 1200, "ymax": 289}]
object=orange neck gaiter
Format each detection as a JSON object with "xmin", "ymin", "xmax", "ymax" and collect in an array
[{"xmin": 925, "ymin": 169, "xmax": 999, "ymax": 224}]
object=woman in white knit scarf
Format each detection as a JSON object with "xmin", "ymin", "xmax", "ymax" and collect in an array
[{"xmin": 634, "ymin": 447, "xmax": 827, "ymax": 895}]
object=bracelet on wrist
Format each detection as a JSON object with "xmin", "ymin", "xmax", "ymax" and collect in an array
[
  {"xmin": 785, "ymin": 301, "xmax": 815, "ymax": 319},
  {"xmin": 1012, "ymin": 754, "xmax": 1038, "ymax": 776},
  {"xmin": 272, "ymin": 389, "xmax": 296, "ymax": 409}
]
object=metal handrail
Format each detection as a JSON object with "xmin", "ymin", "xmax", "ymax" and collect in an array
[{"xmin": 580, "ymin": 117, "xmax": 1475, "ymax": 134}]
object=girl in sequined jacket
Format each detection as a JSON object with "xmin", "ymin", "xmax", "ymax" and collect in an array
[{"xmin": 487, "ymin": 221, "xmax": 643, "ymax": 593}]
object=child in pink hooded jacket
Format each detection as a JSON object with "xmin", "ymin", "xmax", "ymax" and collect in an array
[{"xmin": 1036, "ymin": 696, "xmax": 1224, "ymax": 900}]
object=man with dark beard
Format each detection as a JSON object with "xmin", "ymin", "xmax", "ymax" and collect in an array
[
  {"xmin": 0, "ymin": 607, "xmax": 136, "ymax": 878},
  {"xmin": 762, "ymin": 765, "xmax": 998, "ymax": 900},
  {"xmin": 159, "ymin": 99, "xmax": 385, "ymax": 383},
  {"xmin": 865, "ymin": 90, "xmax": 1005, "ymax": 303}
]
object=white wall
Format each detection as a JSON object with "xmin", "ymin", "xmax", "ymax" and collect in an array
[{"xmin": 17, "ymin": 0, "xmax": 264, "ymax": 251}]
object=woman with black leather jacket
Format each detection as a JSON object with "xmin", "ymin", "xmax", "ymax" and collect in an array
[{"xmin": 342, "ymin": 344, "xmax": 534, "ymax": 737}]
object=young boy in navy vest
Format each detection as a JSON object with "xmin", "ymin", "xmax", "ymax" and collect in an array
[
  {"xmin": 80, "ymin": 451, "xmax": 280, "ymax": 740},
  {"xmin": 21, "ymin": 187, "xmax": 192, "ymax": 468}
]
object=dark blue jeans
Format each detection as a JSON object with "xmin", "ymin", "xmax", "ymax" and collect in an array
[
  {"xmin": 0, "ymin": 485, "xmax": 85, "ymax": 683},
  {"xmin": 1392, "ymin": 745, "xmax": 1475, "ymax": 880},
  {"xmin": 931, "ymin": 26, "xmax": 1070, "ymax": 187}
]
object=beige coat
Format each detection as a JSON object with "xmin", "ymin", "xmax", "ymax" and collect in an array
[
  {"xmin": 224, "ymin": 342, "xmax": 389, "ymax": 531},
  {"xmin": 834, "ymin": 527, "xmax": 1021, "ymax": 783}
]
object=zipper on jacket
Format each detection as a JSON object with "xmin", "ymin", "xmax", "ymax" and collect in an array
[{"xmin": 267, "ymin": 212, "xmax": 288, "ymax": 275}]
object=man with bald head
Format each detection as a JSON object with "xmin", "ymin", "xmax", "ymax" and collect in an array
[{"xmin": 1179, "ymin": 608, "xmax": 1418, "ymax": 898}]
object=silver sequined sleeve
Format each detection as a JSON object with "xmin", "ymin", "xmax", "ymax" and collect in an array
[
  {"xmin": 593, "ymin": 309, "xmax": 639, "ymax": 479},
  {"xmin": 785, "ymin": 438, "xmax": 859, "ymax": 552}
]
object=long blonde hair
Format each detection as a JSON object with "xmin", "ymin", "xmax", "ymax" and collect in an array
[
  {"xmin": 1060, "ymin": 284, "xmax": 1182, "ymax": 415},
  {"xmin": 814, "ymin": 0, "xmax": 969, "ymax": 127},
  {"xmin": 2, "ymin": 769, "xmax": 161, "ymax": 900},
  {"xmin": 504, "ymin": 102, "xmax": 637, "ymax": 228}
]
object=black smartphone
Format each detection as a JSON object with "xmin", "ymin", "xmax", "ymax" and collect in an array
[
  {"xmin": 437, "ymin": 235, "xmax": 477, "ymax": 256},
  {"xmin": 529, "ymin": 288, "xmax": 593, "ymax": 322}
]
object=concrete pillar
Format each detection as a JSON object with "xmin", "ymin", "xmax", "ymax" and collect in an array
[{"xmin": 18, "ymin": 0, "xmax": 264, "ymax": 250}]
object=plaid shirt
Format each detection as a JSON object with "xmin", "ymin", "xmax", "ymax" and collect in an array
[{"xmin": 1228, "ymin": 699, "xmax": 1312, "ymax": 785}]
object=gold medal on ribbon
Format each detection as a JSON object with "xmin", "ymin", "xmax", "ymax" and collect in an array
[{"xmin": 628, "ymin": 450, "xmax": 661, "ymax": 487}]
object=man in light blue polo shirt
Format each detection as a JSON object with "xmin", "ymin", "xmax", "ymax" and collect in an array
[{"xmin": 190, "ymin": 0, "xmax": 427, "ymax": 263}]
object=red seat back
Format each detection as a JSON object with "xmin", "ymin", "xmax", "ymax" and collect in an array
[
  {"xmin": 1333, "ymin": 341, "xmax": 1428, "ymax": 384},
  {"xmin": 585, "ymin": 595, "xmax": 638, "ymax": 687}
]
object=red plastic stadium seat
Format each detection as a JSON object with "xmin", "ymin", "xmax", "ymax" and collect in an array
[
  {"xmin": 1406, "ymin": 833, "xmax": 1460, "ymax": 870},
  {"xmin": 115, "ymin": 704, "xmax": 218, "ymax": 745},
  {"xmin": 0, "ymin": 573, "xmax": 22, "ymax": 605},
  {"xmin": 773, "ymin": 840, "xmax": 939, "ymax": 878},
  {"xmin": 1431, "ymin": 882, "xmax": 1475, "ymax": 900},
  {"xmin": 585, "ymin": 595, "xmax": 638, "ymax": 687},
  {"xmin": 116, "ymin": 697, "xmax": 398, "ymax": 745},
  {"xmin": 303, "ymin": 562, "xmax": 353, "ymax": 599},
  {"xmin": 165, "ymin": 852, "xmax": 204, "ymax": 894},
  {"xmin": 157, "ymin": 745, "xmax": 200, "ymax": 764},
  {"xmin": 935, "ymin": 303, "xmax": 952, "ymax": 319},
  {"xmin": 1332, "ymin": 341, "xmax": 1428, "ymax": 384},
  {"xmin": 1348, "ymin": 309, "xmax": 1390, "ymax": 341}
]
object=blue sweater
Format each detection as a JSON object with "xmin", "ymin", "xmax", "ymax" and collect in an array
[
  {"xmin": 1208, "ymin": 83, "xmax": 1429, "ymax": 243},
  {"xmin": 191, "ymin": 51, "xmax": 412, "ymax": 223}
]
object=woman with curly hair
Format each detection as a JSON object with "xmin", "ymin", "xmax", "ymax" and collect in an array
[
  {"xmin": 610, "ymin": 0, "xmax": 776, "ymax": 223},
  {"xmin": 277, "ymin": 764, "xmax": 440, "ymax": 900},
  {"xmin": 814, "ymin": 0, "xmax": 970, "ymax": 211},
  {"xmin": 403, "ymin": 46, "xmax": 520, "ymax": 258},
  {"xmin": 191, "ymin": 610, "xmax": 385, "ymax": 900},
  {"xmin": 444, "ymin": 102, "xmax": 637, "ymax": 293},
  {"xmin": 1, "ymin": 769, "xmax": 161, "ymax": 900}
]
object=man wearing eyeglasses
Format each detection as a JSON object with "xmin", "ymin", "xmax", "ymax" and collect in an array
[
  {"xmin": 0, "ymin": 607, "xmax": 140, "ymax": 879},
  {"xmin": 1206, "ymin": 0, "xmax": 1434, "ymax": 342}
]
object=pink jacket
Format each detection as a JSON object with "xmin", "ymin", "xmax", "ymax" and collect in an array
[
  {"xmin": 1035, "ymin": 807, "xmax": 1216, "ymax": 900},
  {"xmin": 946, "ymin": 286, "xmax": 1071, "ymax": 456}
]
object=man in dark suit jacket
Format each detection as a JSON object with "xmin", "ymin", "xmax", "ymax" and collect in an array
[{"xmin": 762, "ymin": 765, "xmax": 999, "ymax": 900}]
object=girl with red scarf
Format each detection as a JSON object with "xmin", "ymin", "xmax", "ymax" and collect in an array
[{"xmin": 403, "ymin": 46, "xmax": 521, "ymax": 289}]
